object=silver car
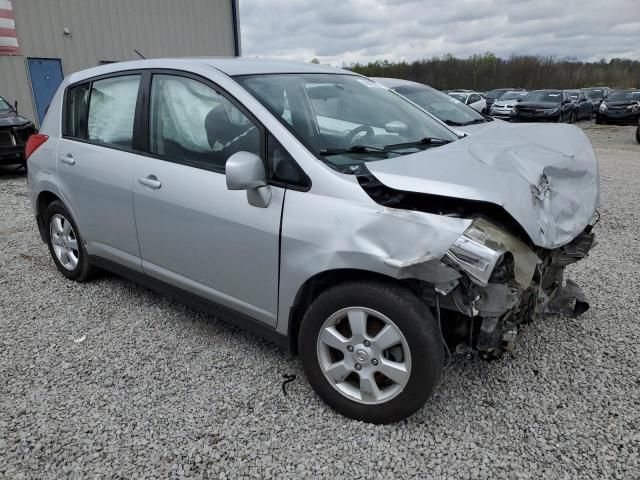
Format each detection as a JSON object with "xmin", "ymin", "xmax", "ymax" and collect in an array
[
  {"xmin": 27, "ymin": 58, "xmax": 599, "ymax": 424},
  {"xmin": 490, "ymin": 90, "xmax": 528, "ymax": 119}
]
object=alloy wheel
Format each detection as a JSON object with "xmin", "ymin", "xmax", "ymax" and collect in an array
[
  {"xmin": 316, "ymin": 306, "xmax": 412, "ymax": 405},
  {"xmin": 49, "ymin": 214, "xmax": 79, "ymax": 270}
]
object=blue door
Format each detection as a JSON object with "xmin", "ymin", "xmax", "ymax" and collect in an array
[{"xmin": 27, "ymin": 58, "xmax": 64, "ymax": 125}]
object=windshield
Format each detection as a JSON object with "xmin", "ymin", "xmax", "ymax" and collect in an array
[
  {"xmin": 499, "ymin": 91, "xmax": 526, "ymax": 101},
  {"xmin": 393, "ymin": 84, "xmax": 486, "ymax": 126},
  {"xmin": 236, "ymin": 74, "xmax": 458, "ymax": 172},
  {"xmin": 486, "ymin": 89, "xmax": 510, "ymax": 99},
  {"xmin": 0, "ymin": 96, "xmax": 13, "ymax": 113},
  {"xmin": 606, "ymin": 91, "xmax": 640, "ymax": 102},
  {"xmin": 584, "ymin": 88, "xmax": 604, "ymax": 100},
  {"xmin": 523, "ymin": 90, "xmax": 562, "ymax": 103}
]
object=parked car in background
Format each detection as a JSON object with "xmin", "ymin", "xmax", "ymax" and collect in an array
[
  {"xmin": 447, "ymin": 90, "xmax": 486, "ymax": 112},
  {"xmin": 483, "ymin": 88, "xmax": 525, "ymax": 113},
  {"xmin": 489, "ymin": 90, "xmax": 528, "ymax": 119},
  {"xmin": 28, "ymin": 58, "xmax": 599, "ymax": 424},
  {"xmin": 0, "ymin": 96, "xmax": 37, "ymax": 168},
  {"xmin": 566, "ymin": 90, "xmax": 594, "ymax": 121},
  {"xmin": 596, "ymin": 90, "xmax": 640, "ymax": 125},
  {"xmin": 511, "ymin": 90, "xmax": 576, "ymax": 123},
  {"xmin": 583, "ymin": 87, "xmax": 611, "ymax": 112},
  {"xmin": 372, "ymin": 78, "xmax": 495, "ymax": 134}
]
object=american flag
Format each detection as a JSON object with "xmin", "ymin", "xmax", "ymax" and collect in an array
[{"xmin": 0, "ymin": 0, "xmax": 19, "ymax": 55}]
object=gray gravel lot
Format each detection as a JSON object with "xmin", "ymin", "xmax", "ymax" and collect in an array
[{"xmin": 1, "ymin": 122, "xmax": 639, "ymax": 479}]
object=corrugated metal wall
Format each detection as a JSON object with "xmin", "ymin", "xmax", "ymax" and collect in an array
[{"xmin": 0, "ymin": 0, "xmax": 237, "ymax": 124}]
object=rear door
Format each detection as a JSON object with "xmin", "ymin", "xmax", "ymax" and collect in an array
[
  {"xmin": 131, "ymin": 72, "xmax": 283, "ymax": 326},
  {"xmin": 56, "ymin": 74, "xmax": 143, "ymax": 271}
]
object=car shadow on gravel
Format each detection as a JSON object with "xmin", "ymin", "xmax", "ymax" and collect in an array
[{"xmin": 0, "ymin": 164, "xmax": 27, "ymax": 178}]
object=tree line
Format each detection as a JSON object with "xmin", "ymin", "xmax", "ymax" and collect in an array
[{"xmin": 348, "ymin": 53, "xmax": 640, "ymax": 91}]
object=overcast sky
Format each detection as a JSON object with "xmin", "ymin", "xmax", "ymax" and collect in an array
[{"xmin": 239, "ymin": 0, "xmax": 640, "ymax": 65}]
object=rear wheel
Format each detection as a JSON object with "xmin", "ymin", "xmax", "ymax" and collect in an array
[
  {"xmin": 299, "ymin": 280, "xmax": 444, "ymax": 424},
  {"xmin": 636, "ymin": 125, "xmax": 640, "ymax": 144},
  {"xmin": 44, "ymin": 200, "xmax": 94, "ymax": 281}
]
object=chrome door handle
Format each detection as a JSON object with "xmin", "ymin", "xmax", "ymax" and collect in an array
[
  {"xmin": 138, "ymin": 175, "xmax": 162, "ymax": 189},
  {"xmin": 59, "ymin": 154, "xmax": 75, "ymax": 165}
]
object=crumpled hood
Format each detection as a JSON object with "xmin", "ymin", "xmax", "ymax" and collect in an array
[
  {"xmin": 366, "ymin": 123, "xmax": 600, "ymax": 249},
  {"xmin": 0, "ymin": 112, "xmax": 32, "ymax": 128}
]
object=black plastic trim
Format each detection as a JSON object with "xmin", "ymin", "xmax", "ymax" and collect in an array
[{"xmin": 89, "ymin": 256, "xmax": 288, "ymax": 350}]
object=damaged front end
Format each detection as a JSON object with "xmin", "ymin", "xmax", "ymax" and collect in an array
[{"xmin": 433, "ymin": 218, "xmax": 596, "ymax": 358}]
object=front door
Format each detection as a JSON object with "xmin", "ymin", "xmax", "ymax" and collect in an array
[
  {"xmin": 132, "ymin": 73, "xmax": 282, "ymax": 326},
  {"xmin": 27, "ymin": 58, "xmax": 64, "ymax": 125}
]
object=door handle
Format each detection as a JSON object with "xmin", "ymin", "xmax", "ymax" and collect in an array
[
  {"xmin": 59, "ymin": 154, "xmax": 75, "ymax": 165},
  {"xmin": 138, "ymin": 175, "xmax": 162, "ymax": 189}
]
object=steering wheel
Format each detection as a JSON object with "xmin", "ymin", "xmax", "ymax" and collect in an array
[{"xmin": 345, "ymin": 125, "xmax": 374, "ymax": 145}]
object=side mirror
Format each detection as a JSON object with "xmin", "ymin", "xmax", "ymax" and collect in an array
[
  {"xmin": 225, "ymin": 151, "xmax": 271, "ymax": 208},
  {"xmin": 13, "ymin": 100, "xmax": 18, "ymax": 113},
  {"xmin": 517, "ymin": 98, "xmax": 523, "ymax": 102}
]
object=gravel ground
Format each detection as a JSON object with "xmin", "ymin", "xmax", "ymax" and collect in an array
[{"xmin": 1, "ymin": 122, "xmax": 639, "ymax": 479}]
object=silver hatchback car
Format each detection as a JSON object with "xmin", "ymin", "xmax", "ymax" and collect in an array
[{"xmin": 27, "ymin": 58, "xmax": 599, "ymax": 424}]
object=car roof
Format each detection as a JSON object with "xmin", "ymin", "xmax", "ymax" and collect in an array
[{"xmin": 65, "ymin": 57, "xmax": 357, "ymax": 84}]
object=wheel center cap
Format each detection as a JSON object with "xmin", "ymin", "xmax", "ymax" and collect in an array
[{"xmin": 354, "ymin": 349, "xmax": 369, "ymax": 363}]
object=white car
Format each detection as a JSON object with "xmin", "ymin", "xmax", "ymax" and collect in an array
[
  {"xmin": 372, "ymin": 78, "xmax": 498, "ymax": 135},
  {"xmin": 447, "ymin": 91, "xmax": 487, "ymax": 112}
]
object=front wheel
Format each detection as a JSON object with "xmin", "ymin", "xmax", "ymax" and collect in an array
[
  {"xmin": 636, "ymin": 125, "xmax": 640, "ymax": 144},
  {"xmin": 299, "ymin": 281, "xmax": 444, "ymax": 424}
]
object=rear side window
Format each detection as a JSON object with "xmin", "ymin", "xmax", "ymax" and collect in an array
[
  {"xmin": 66, "ymin": 83, "xmax": 90, "ymax": 138},
  {"xmin": 87, "ymin": 75, "xmax": 141, "ymax": 148}
]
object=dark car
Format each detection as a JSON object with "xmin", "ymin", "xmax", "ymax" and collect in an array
[
  {"xmin": 483, "ymin": 88, "xmax": 525, "ymax": 113},
  {"xmin": 567, "ymin": 90, "xmax": 594, "ymax": 121},
  {"xmin": 0, "ymin": 96, "xmax": 37, "ymax": 168},
  {"xmin": 511, "ymin": 90, "xmax": 576, "ymax": 123},
  {"xmin": 583, "ymin": 87, "xmax": 611, "ymax": 112},
  {"xmin": 595, "ymin": 90, "xmax": 640, "ymax": 125}
]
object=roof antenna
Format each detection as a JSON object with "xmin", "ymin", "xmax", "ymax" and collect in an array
[{"xmin": 134, "ymin": 49, "xmax": 146, "ymax": 59}]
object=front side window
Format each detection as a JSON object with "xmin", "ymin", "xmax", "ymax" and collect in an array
[
  {"xmin": 149, "ymin": 74, "xmax": 260, "ymax": 171},
  {"xmin": 237, "ymin": 74, "xmax": 458, "ymax": 173},
  {"xmin": 87, "ymin": 75, "xmax": 141, "ymax": 148},
  {"xmin": 393, "ymin": 84, "xmax": 486, "ymax": 127}
]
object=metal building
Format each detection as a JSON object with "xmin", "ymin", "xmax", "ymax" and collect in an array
[{"xmin": 0, "ymin": 0, "xmax": 240, "ymax": 126}]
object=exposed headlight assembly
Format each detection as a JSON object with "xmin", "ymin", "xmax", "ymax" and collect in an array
[
  {"xmin": 543, "ymin": 108, "xmax": 559, "ymax": 114},
  {"xmin": 599, "ymin": 102, "xmax": 607, "ymax": 111},
  {"xmin": 627, "ymin": 103, "xmax": 639, "ymax": 112},
  {"xmin": 444, "ymin": 219, "xmax": 539, "ymax": 288}
]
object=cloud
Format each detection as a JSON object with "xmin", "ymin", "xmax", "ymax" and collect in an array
[{"xmin": 239, "ymin": 0, "xmax": 640, "ymax": 65}]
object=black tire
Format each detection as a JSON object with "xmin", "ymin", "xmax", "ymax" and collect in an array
[
  {"xmin": 636, "ymin": 126, "xmax": 640, "ymax": 144},
  {"xmin": 588, "ymin": 110, "xmax": 594, "ymax": 121},
  {"xmin": 44, "ymin": 200, "xmax": 94, "ymax": 281},
  {"xmin": 298, "ymin": 280, "xmax": 444, "ymax": 424},
  {"xmin": 595, "ymin": 115, "xmax": 603, "ymax": 124}
]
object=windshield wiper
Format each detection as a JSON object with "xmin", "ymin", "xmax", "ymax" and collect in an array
[
  {"xmin": 461, "ymin": 118, "xmax": 487, "ymax": 126},
  {"xmin": 383, "ymin": 137, "xmax": 452, "ymax": 150},
  {"xmin": 319, "ymin": 145, "xmax": 388, "ymax": 156},
  {"xmin": 444, "ymin": 119, "xmax": 465, "ymax": 126}
]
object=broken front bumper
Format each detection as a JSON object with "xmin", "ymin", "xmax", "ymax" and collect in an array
[{"xmin": 437, "ymin": 225, "xmax": 596, "ymax": 358}]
